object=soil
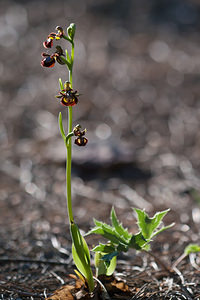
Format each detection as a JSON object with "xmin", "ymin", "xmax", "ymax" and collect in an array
[{"xmin": 0, "ymin": 0, "xmax": 200, "ymax": 299}]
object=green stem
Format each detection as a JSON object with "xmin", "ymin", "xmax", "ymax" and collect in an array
[
  {"xmin": 66, "ymin": 106, "xmax": 73, "ymax": 223},
  {"xmin": 66, "ymin": 44, "xmax": 74, "ymax": 223}
]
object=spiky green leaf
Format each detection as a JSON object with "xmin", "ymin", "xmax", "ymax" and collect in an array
[
  {"xmin": 129, "ymin": 232, "xmax": 147, "ymax": 250},
  {"xmin": 92, "ymin": 243, "xmax": 116, "ymax": 254},
  {"xmin": 111, "ymin": 207, "xmax": 131, "ymax": 241},
  {"xmin": 134, "ymin": 208, "xmax": 170, "ymax": 240}
]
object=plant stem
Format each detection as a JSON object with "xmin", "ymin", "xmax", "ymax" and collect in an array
[
  {"xmin": 66, "ymin": 107, "xmax": 73, "ymax": 223},
  {"xmin": 66, "ymin": 44, "xmax": 74, "ymax": 224}
]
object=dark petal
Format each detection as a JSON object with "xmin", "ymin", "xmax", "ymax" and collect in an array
[
  {"xmin": 56, "ymin": 26, "xmax": 64, "ymax": 34},
  {"xmin": 41, "ymin": 56, "xmax": 55, "ymax": 68},
  {"xmin": 55, "ymin": 46, "xmax": 64, "ymax": 56},
  {"xmin": 48, "ymin": 32, "xmax": 56, "ymax": 38},
  {"xmin": 41, "ymin": 52, "xmax": 49, "ymax": 57},
  {"xmin": 74, "ymin": 96, "xmax": 78, "ymax": 104},
  {"xmin": 56, "ymin": 56, "xmax": 65, "ymax": 65}
]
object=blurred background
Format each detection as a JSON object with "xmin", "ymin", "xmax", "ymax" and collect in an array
[{"xmin": 0, "ymin": 0, "xmax": 200, "ymax": 259}]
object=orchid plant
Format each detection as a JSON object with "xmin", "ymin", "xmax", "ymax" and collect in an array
[
  {"xmin": 41, "ymin": 23, "xmax": 94, "ymax": 292},
  {"xmin": 41, "ymin": 22, "xmax": 173, "ymax": 293}
]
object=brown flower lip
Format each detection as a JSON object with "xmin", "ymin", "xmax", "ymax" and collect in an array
[
  {"xmin": 74, "ymin": 136, "xmax": 88, "ymax": 146},
  {"xmin": 41, "ymin": 55, "xmax": 55, "ymax": 68}
]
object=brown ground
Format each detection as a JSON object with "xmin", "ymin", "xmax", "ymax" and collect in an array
[{"xmin": 0, "ymin": 0, "xmax": 200, "ymax": 299}]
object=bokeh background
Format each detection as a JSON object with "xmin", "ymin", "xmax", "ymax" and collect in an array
[{"xmin": 0, "ymin": 0, "xmax": 200, "ymax": 264}]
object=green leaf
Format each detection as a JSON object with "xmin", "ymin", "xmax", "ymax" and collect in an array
[
  {"xmin": 102, "ymin": 251, "xmax": 118, "ymax": 263},
  {"xmin": 111, "ymin": 207, "xmax": 131, "ymax": 241},
  {"xmin": 71, "ymin": 223, "xmax": 90, "ymax": 268},
  {"xmin": 151, "ymin": 222, "xmax": 175, "ymax": 239},
  {"xmin": 184, "ymin": 244, "xmax": 200, "ymax": 255},
  {"xmin": 116, "ymin": 242, "xmax": 129, "ymax": 252},
  {"xmin": 58, "ymin": 112, "xmax": 66, "ymax": 140},
  {"xmin": 92, "ymin": 243, "xmax": 116, "ymax": 254},
  {"xmin": 59, "ymin": 78, "xmax": 64, "ymax": 90},
  {"xmin": 87, "ymin": 219, "xmax": 122, "ymax": 244},
  {"xmin": 65, "ymin": 49, "xmax": 71, "ymax": 64},
  {"xmin": 70, "ymin": 223, "xmax": 94, "ymax": 292},
  {"xmin": 94, "ymin": 252, "xmax": 117, "ymax": 276},
  {"xmin": 94, "ymin": 218, "xmax": 129, "ymax": 245},
  {"xmin": 134, "ymin": 208, "xmax": 170, "ymax": 240},
  {"xmin": 106, "ymin": 255, "xmax": 117, "ymax": 276},
  {"xmin": 129, "ymin": 232, "xmax": 147, "ymax": 250}
]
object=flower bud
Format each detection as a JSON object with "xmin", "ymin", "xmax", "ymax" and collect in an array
[{"xmin": 67, "ymin": 23, "xmax": 76, "ymax": 40}]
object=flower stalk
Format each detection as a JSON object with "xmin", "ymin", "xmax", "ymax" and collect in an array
[{"xmin": 41, "ymin": 23, "xmax": 94, "ymax": 292}]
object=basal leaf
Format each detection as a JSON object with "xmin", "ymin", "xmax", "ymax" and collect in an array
[
  {"xmin": 70, "ymin": 223, "xmax": 94, "ymax": 292},
  {"xmin": 71, "ymin": 223, "xmax": 90, "ymax": 266},
  {"xmin": 106, "ymin": 255, "xmax": 117, "ymax": 276},
  {"xmin": 94, "ymin": 252, "xmax": 117, "ymax": 276}
]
